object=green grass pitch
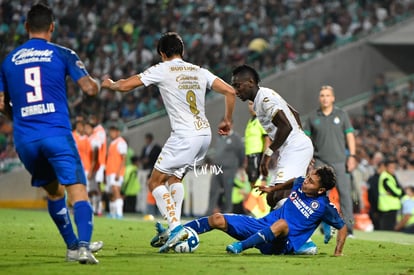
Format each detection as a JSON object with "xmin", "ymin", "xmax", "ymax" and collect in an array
[{"xmin": 0, "ymin": 208, "xmax": 413, "ymax": 275}]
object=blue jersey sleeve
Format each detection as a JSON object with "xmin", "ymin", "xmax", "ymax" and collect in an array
[
  {"xmin": 53, "ymin": 43, "xmax": 88, "ymax": 82},
  {"xmin": 321, "ymin": 202, "xmax": 345, "ymax": 229}
]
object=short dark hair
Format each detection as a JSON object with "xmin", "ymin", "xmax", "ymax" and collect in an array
[
  {"xmin": 232, "ymin": 65, "xmax": 260, "ymax": 84},
  {"xmin": 109, "ymin": 124, "xmax": 119, "ymax": 131},
  {"xmin": 157, "ymin": 32, "xmax": 184, "ymax": 58},
  {"xmin": 315, "ymin": 166, "xmax": 336, "ymax": 191},
  {"xmin": 26, "ymin": 3, "xmax": 54, "ymax": 33},
  {"xmin": 384, "ymin": 157, "xmax": 397, "ymax": 166},
  {"xmin": 130, "ymin": 155, "xmax": 139, "ymax": 163}
]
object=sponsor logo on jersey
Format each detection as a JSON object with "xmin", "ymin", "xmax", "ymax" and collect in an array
[
  {"xmin": 170, "ymin": 66, "xmax": 198, "ymax": 72},
  {"xmin": 194, "ymin": 117, "xmax": 210, "ymax": 130},
  {"xmin": 12, "ymin": 48, "xmax": 53, "ymax": 65},
  {"xmin": 290, "ymin": 190, "xmax": 315, "ymax": 218}
]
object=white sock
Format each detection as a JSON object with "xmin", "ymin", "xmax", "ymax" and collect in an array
[
  {"xmin": 115, "ymin": 198, "xmax": 124, "ymax": 217},
  {"xmin": 168, "ymin": 182, "xmax": 184, "ymax": 221},
  {"xmin": 91, "ymin": 195, "xmax": 98, "ymax": 213},
  {"xmin": 109, "ymin": 201, "xmax": 116, "ymax": 217},
  {"xmin": 97, "ymin": 200, "xmax": 103, "ymax": 215},
  {"xmin": 152, "ymin": 185, "xmax": 180, "ymax": 230}
]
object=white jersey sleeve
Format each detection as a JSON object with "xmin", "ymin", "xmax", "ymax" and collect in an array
[
  {"xmin": 89, "ymin": 136, "xmax": 101, "ymax": 149},
  {"xmin": 139, "ymin": 63, "xmax": 164, "ymax": 86},
  {"xmin": 117, "ymin": 138, "xmax": 128, "ymax": 155},
  {"xmin": 254, "ymin": 87, "xmax": 302, "ymax": 141}
]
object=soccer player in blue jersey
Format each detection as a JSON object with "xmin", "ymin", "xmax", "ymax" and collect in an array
[
  {"xmin": 0, "ymin": 3, "xmax": 101, "ymax": 264},
  {"xmin": 184, "ymin": 166, "xmax": 347, "ymax": 256}
]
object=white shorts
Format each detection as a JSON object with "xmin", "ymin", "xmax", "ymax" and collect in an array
[
  {"xmin": 270, "ymin": 133, "xmax": 313, "ymax": 185},
  {"xmin": 105, "ymin": 174, "xmax": 124, "ymax": 192},
  {"xmin": 154, "ymin": 134, "xmax": 211, "ymax": 179},
  {"xmin": 88, "ymin": 177, "xmax": 100, "ymax": 193},
  {"xmin": 95, "ymin": 165, "xmax": 105, "ymax": 183}
]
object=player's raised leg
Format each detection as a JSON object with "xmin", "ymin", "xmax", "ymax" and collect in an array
[
  {"xmin": 150, "ymin": 176, "xmax": 184, "ymax": 248},
  {"xmin": 149, "ymin": 169, "xmax": 188, "ymax": 252}
]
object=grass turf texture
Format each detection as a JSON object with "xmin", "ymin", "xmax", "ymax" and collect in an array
[{"xmin": 0, "ymin": 209, "xmax": 413, "ymax": 275}]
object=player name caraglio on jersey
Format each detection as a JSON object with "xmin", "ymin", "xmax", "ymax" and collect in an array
[{"xmin": 21, "ymin": 102, "xmax": 56, "ymax": 117}]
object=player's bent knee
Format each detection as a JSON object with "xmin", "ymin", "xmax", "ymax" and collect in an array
[
  {"xmin": 43, "ymin": 180, "xmax": 65, "ymax": 200},
  {"xmin": 148, "ymin": 170, "xmax": 170, "ymax": 192},
  {"xmin": 270, "ymin": 219, "xmax": 289, "ymax": 236},
  {"xmin": 66, "ymin": 183, "xmax": 89, "ymax": 204}
]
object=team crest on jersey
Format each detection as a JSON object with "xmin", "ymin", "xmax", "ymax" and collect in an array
[
  {"xmin": 289, "ymin": 191, "xmax": 298, "ymax": 200},
  {"xmin": 333, "ymin": 116, "xmax": 341, "ymax": 124},
  {"xmin": 76, "ymin": 60, "xmax": 85, "ymax": 69},
  {"xmin": 310, "ymin": 200, "xmax": 320, "ymax": 210}
]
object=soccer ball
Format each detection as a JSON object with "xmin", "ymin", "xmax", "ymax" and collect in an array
[{"xmin": 173, "ymin": 226, "xmax": 200, "ymax": 253}]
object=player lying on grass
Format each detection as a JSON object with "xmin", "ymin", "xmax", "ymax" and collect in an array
[{"xmin": 152, "ymin": 166, "xmax": 347, "ymax": 255}]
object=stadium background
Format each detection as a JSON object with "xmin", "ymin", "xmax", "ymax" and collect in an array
[{"xmin": 1, "ymin": 1, "xmax": 414, "ymax": 214}]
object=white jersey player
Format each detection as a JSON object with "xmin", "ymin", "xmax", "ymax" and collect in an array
[
  {"xmin": 231, "ymin": 65, "xmax": 313, "ymax": 208},
  {"xmin": 253, "ymin": 87, "xmax": 313, "ymax": 184},
  {"xmin": 102, "ymin": 32, "xmax": 236, "ymax": 253}
]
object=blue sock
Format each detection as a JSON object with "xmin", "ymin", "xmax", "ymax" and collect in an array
[
  {"xmin": 73, "ymin": 200, "xmax": 94, "ymax": 248},
  {"xmin": 184, "ymin": 217, "xmax": 211, "ymax": 234},
  {"xmin": 48, "ymin": 196, "xmax": 78, "ymax": 249},
  {"xmin": 241, "ymin": 226, "xmax": 275, "ymax": 250},
  {"xmin": 322, "ymin": 222, "xmax": 333, "ymax": 244}
]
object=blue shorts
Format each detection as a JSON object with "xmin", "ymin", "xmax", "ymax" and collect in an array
[
  {"xmin": 223, "ymin": 213, "xmax": 293, "ymax": 255},
  {"xmin": 16, "ymin": 135, "xmax": 86, "ymax": 187}
]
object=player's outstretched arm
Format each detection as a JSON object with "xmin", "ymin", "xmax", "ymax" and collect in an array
[
  {"xmin": 211, "ymin": 78, "xmax": 236, "ymax": 135},
  {"xmin": 334, "ymin": 225, "xmax": 347, "ymax": 256},
  {"xmin": 258, "ymin": 178, "xmax": 295, "ymax": 193},
  {"xmin": 102, "ymin": 75, "xmax": 144, "ymax": 93},
  {"xmin": 78, "ymin": 75, "xmax": 100, "ymax": 96}
]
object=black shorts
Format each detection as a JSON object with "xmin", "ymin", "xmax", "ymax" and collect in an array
[{"xmin": 246, "ymin": 153, "xmax": 262, "ymax": 183}]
